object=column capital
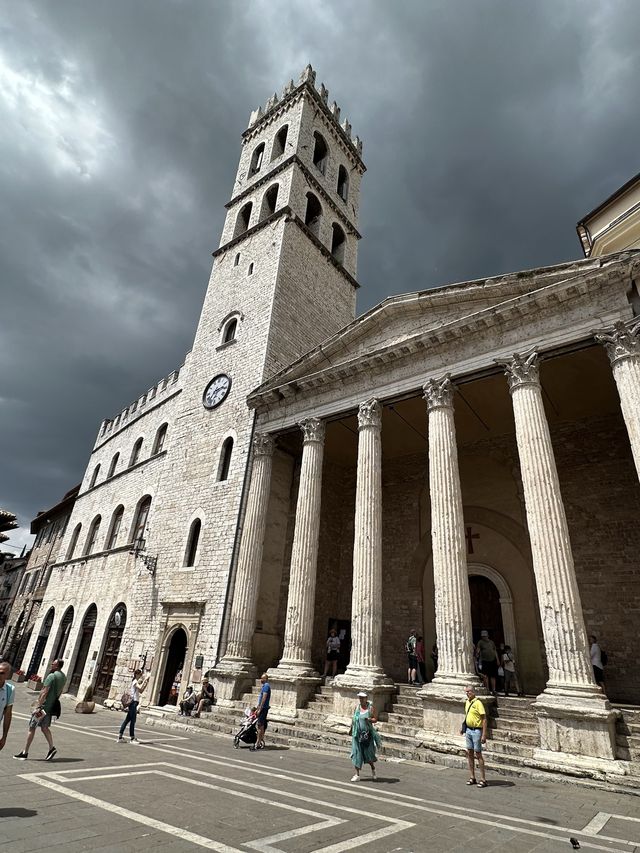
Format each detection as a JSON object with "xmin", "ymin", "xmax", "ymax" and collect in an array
[
  {"xmin": 422, "ymin": 374, "xmax": 454, "ymax": 410},
  {"xmin": 496, "ymin": 350, "xmax": 540, "ymax": 393},
  {"xmin": 593, "ymin": 319, "xmax": 640, "ymax": 366},
  {"xmin": 299, "ymin": 417, "xmax": 325, "ymax": 444},
  {"xmin": 357, "ymin": 398, "xmax": 382, "ymax": 430},
  {"xmin": 252, "ymin": 433, "xmax": 275, "ymax": 456}
]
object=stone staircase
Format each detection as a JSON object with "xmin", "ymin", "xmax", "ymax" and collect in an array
[{"xmin": 615, "ymin": 706, "xmax": 640, "ymax": 762}]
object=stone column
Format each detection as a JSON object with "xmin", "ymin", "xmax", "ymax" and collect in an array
[
  {"xmin": 594, "ymin": 320, "xmax": 640, "ymax": 481},
  {"xmin": 418, "ymin": 376, "xmax": 484, "ymax": 744},
  {"xmin": 269, "ymin": 418, "xmax": 325, "ymax": 716},
  {"xmin": 213, "ymin": 433, "xmax": 274, "ymax": 703},
  {"xmin": 332, "ymin": 399, "xmax": 394, "ymax": 718},
  {"xmin": 499, "ymin": 351, "xmax": 618, "ymax": 765}
]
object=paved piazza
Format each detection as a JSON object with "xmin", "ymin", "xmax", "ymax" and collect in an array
[{"xmin": 0, "ymin": 689, "xmax": 639, "ymax": 852}]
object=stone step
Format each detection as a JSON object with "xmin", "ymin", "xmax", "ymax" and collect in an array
[
  {"xmin": 491, "ymin": 718, "xmax": 538, "ymax": 734},
  {"xmin": 386, "ymin": 713, "xmax": 422, "ymax": 728},
  {"xmin": 489, "ymin": 730, "xmax": 540, "ymax": 747},
  {"xmin": 484, "ymin": 739, "xmax": 536, "ymax": 758},
  {"xmin": 377, "ymin": 720, "xmax": 421, "ymax": 738},
  {"xmin": 391, "ymin": 697, "xmax": 423, "ymax": 710}
]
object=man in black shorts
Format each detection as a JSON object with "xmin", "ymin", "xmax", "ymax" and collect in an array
[{"xmin": 476, "ymin": 631, "xmax": 500, "ymax": 695}]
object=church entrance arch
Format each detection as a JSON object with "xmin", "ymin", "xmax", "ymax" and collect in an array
[
  {"xmin": 468, "ymin": 563, "xmax": 517, "ymax": 655},
  {"xmin": 68, "ymin": 604, "xmax": 98, "ymax": 696},
  {"xmin": 51, "ymin": 606, "xmax": 74, "ymax": 664},
  {"xmin": 27, "ymin": 607, "xmax": 54, "ymax": 677},
  {"xmin": 95, "ymin": 604, "xmax": 126, "ymax": 701},
  {"xmin": 158, "ymin": 627, "xmax": 187, "ymax": 706}
]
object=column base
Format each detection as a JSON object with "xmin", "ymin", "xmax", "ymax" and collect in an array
[
  {"xmin": 266, "ymin": 666, "xmax": 322, "ymax": 721},
  {"xmin": 327, "ymin": 669, "xmax": 396, "ymax": 729},
  {"xmin": 534, "ymin": 685, "xmax": 620, "ymax": 761},
  {"xmin": 418, "ymin": 675, "xmax": 492, "ymax": 739},
  {"xmin": 210, "ymin": 657, "xmax": 256, "ymax": 706}
]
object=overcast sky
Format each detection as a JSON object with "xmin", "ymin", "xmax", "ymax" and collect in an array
[{"xmin": 2, "ymin": 0, "xmax": 639, "ymax": 550}]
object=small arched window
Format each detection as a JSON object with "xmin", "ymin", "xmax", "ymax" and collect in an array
[
  {"xmin": 304, "ymin": 193, "xmax": 322, "ymax": 238},
  {"xmin": 89, "ymin": 464, "xmax": 100, "ymax": 489},
  {"xmin": 234, "ymin": 253, "xmax": 240, "ymax": 267},
  {"xmin": 223, "ymin": 318, "xmax": 237, "ymax": 344},
  {"xmin": 107, "ymin": 452, "xmax": 119, "ymax": 478},
  {"xmin": 130, "ymin": 437, "xmax": 143, "ymax": 467},
  {"xmin": 184, "ymin": 518, "xmax": 201, "ymax": 567},
  {"xmin": 153, "ymin": 423, "xmax": 168, "ymax": 455},
  {"xmin": 105, "ymin": 505, "xmax": 124, "ymax": 550},
  {"xmin": 84, "ymin": 515, "xmax": 102, "ymax": 556},
  {"xmin": 313, "ymin": 132, "xmax": 328, "ymax": 174},
  {"xmin": 331, "ymin": 223, "xmax": 346, "ymax": 264},
  {"xmin": 249, "ymin": 142, "xmax": 265, "ymax": 176},
  {"xmin": 67, "ymin": 524, "xmax": 82, "ymax": 560},
  {"xmin": 217, "ymin": 437, "xmax": 234, "ymax": 482},
  {"xmin": 271, "ymin": 125, "xmax": 289, "ymax": 160},
  {"xmin": 260, "ymin": 184, "xmax": 279, "ymax": 220},
  {"xmin": 248, "ymin": 262, "xmax": 254, "ymax": 276},
  {"xmin": 234, "ymin": 202, "xmax": 252, "ymax": 238},
  {"xmin": 131, "ymin": 496, "xmax": 151, "ymax": 547},
  {"xmin": 337, "ymin": 165, "xmax": 349, "ymax": 201}
]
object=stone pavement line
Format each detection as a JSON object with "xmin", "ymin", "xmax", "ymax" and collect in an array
[
  {"xmin": 21, "ymin": 763, "xmax": 412, "ymax": 853},
  {"xmin": 12, "ymin": 713, "xmax": 638, "ymax": 853}
]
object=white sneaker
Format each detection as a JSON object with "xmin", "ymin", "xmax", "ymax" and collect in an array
[
  {"xmin": 116, "ymin": 737, "xmax": 124, "ymax": 743},
  {"xmin": 130, "ymin": 738, "xmax": 140, "ymax": 744},
  {"xmin": 371, "ymin": 767, "xmax": 377, "ymax": 780},
  {"xmin": 350, "ymin": 774, "xmax": 360, "ymax": 782}
]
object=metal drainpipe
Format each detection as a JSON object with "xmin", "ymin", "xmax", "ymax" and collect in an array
[{"xmin": 214, "ymin": 410, "xmax": 257, "ymax": 666}]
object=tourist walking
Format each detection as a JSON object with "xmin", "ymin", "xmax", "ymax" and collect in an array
[
  {"xmin": 117, "ymin": 668, "xmax": 148, "ymax": 743},
  {"xmin": 501, "ymin": 645, "xmax": 518, "ymax": 696},
  {"xmin": 589, "ymin": 635, "xmax": 606, "ymax": 688},
  {"xmin": 350, "ymin": 690, "xmax": 380, "ymax": 781},
  {"xmin": 476, "ymin": 630, "xmax": 500, "ymax": 695},
  {"xmin": 0, "ymin": 661, "xmax": 15, "ymax": 751},
  {"xmin": 14, "ymin": 658, "xmax": 66, "ymax": 761},
  {"xmin": 406, "ymin": 630, "xmax": 418, "ymax": 684},
  {"xmin": 324, "ymin": 628, "xmax": 341, "ymax": 680},
  {"xmin": 254, "ymin": 672, "xmax": 270, "ymax": 750},
  {"xmin": 460, "ymin": 684, "xmax": 488, "ymax": 787},
  {"xmin": 415, "ymin": 635, "xmax": 426, "ymax": 684}
]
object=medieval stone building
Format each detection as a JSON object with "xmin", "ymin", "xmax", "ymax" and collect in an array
[{"xmin": 19, "ymin": 67, "xmax": 640, "ymax": 775}]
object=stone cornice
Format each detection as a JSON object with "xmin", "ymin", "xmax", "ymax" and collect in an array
[
  {"xmin": 248, "ymin": 263, "xmax": 627, "ymax": 411},
  {"xmin": 224, "ymin": 153, "xmax": 361, "ymax": 238}
]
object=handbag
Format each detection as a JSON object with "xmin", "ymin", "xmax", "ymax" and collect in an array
[{"xmin": 358, "ymin": 726, "xmax": 371, "ymax": 744}]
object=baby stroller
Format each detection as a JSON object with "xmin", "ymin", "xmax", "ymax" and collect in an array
[{"xmin": 233, "ymin": 713, "xmax": 258, "ymax": 749}]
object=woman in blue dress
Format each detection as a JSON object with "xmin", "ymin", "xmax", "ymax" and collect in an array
[{"xmin": 350, "ymin": 690, "xmax": 381, "ymax": 781}]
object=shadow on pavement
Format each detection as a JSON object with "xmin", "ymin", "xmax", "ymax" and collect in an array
[
  {"xmin": 0, "ymin": 808, "xmax": 38, "ymax": 818},
  {"xmin": 484, "ymin": 779, "xmax": 515, "ymax": 787},
  {"xmin": 45, "ymin": 757, "xmax": 84, "ymax": 763}
]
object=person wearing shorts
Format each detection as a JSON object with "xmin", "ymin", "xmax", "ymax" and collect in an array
[
  {"xmin": 460, "ymin": 684, "xmax": 487, "ymax": 788},
  {"xmin": 254, "ymin": 672, "xmax": 270, "ymax": 750},
  {"xmin": 14, "ymin": 658, "xmax": 66, "ymax": 762},
  {"xmin": 476, "ymin": 630, "xmax": 500, "ymax": 695},
  {"xmin": 406, "ymin": 631, "xmax": 418, "ymax": 685},
  {"xmin": 324, "ymin": 629, "xmax": 341, "ymax": 679}
]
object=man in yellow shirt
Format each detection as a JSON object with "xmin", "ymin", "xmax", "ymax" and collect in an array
[{"xmin": 460, "ymin": 684, "xmax": 488, "ymax": 787}]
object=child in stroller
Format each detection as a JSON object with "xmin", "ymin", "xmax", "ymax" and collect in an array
[{"xmin": 233, "ymin": 707, "xmax": 258, "ymax": 749}]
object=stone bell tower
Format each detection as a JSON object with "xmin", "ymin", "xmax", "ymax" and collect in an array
[{"xmin": 146, "ymin": 65, "xmax": 366, "ymax": 684}]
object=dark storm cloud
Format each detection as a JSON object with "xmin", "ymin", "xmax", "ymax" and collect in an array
[{"xmin": 2, "ymin": 0, "xmax": 640, "ymax": 546}]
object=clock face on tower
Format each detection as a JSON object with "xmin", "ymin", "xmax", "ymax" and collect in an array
[{"xmin": 203, "ymin": 374, "xmax": 231, "ymax": 409}]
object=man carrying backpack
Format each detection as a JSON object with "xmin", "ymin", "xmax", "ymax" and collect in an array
[
  {"xmin": 14, "ymin": 658, "xmax": 66, "ymax": 761},
  {"xmin": 116, "ymin": 668, "xmax": 149, "ymax": 743},
  {"xmin": 406, "ymin": 630, "xmax": 418, "ymax": 685}
]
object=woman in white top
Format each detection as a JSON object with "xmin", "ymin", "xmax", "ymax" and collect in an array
[
  {"xmin": 117, "ymin": 669, "xmax": 148, "ymax": 743},
  {"xmin": 324, "ymin": 629, "xmax": 341, "ymax": 679}
]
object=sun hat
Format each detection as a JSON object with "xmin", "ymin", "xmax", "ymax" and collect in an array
[{"xmin": 356, "ymin": 690, "xmax": 368, "ymax": 698}]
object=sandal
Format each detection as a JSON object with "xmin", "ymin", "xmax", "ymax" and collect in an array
[
  {"xmin": 478, "ymin": 780, "xmax": 488, "ymax": 788},
  {"xmin": 466, "ymin": 778, "xmax": 476, "ymax": 785}
]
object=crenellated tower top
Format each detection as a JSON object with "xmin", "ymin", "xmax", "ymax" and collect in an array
[{"xmin": 245, "ymin": 64, "xmax": 363, "ymax": 161}]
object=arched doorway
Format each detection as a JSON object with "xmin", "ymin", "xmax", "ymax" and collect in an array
[
  {"xmin": 469, "ymin": 576, "xmax": 504, "ymax": 645},
  {"xmin": 95, "ymin": 604, "xmax": 126, "ymax": 701},
  {"xmin": 69, "ymin": 605, "xmax": 97, "ymax": 696},
  {"xmin": 158, "ymin": 628, "xmax": 187, "ymax": 706},
  {"xmin": 27, "ymin": 608, "xmax": 54, "ymax": 677},
  {"xmin": 52, "ymin": 606, "xmax": 74, "ymax": 662}
]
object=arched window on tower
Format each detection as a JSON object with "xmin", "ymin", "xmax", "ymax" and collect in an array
[
  {"xmin": 222, "ymin": 318, "xmax": 237, "ymax": 345},
  {"xmin": 184, "ymin": 518, "xmax": 201, "ymax": 567},
  {"xmin": 67, "ymin": 524, "xmax": 82, "ymax": 560},
  {"xmin": 152, "ymin": 423, "xmax": 168, "ymax": 455},
  {"xmin": 313, "ymin": 132, "xmax": 328, "ymax": 174},
  {"xmin": 304, "ymin": 193, "xmax": 322, "ymax": 238},
  {"xmin": 89, "ymin": 464, "xmax": 100, "ymax": 489},
  {"xmin": 84, "ymin": 515, "xmax": 102, "ymax": 556},
  {"xmin": 234, "ymin": 202, "xmax": 252, "ymax": 238},
  {"xmin": 105, "ymin": 505, "xmax": 124, "ymax": 550},
  {"xmin": 217, "ymin": 437, "xmax": 233, "ymax": 482},
  {"xmin": 129, "ymin": 437, "xmax": 143, "ymax": 467},
  {"xmin": 337, "ymin": 165, "xmax": 349, "ymax": 202},
  {"xmin": 130, "ymin": 496, "xmax": 151, "ymax": 548},
  {"xmin": 107, "ymin": 452, "xmax": 119, "ymax": 478},
  {"xmin": 271, "ymin": 125, "xmax": 289, "ymax": 160},
  {"xmin": 331, "ymin": 223, "xmax": 346, "ymax": 264},
  {"xmin": 260, "ymin": 184, "xmax": 279, "ymax": 220},
  {"xmin": 248, "ymin": 142, "xmax": 265, "ymax": 177}
]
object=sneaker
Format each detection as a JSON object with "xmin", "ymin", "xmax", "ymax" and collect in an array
[
  {"xmin": 116, "ymin": 736, "xmax": 125, "ymax": 743},
  {"xmin": 371, "ymin": 767, "xmax": 377, "ymax": 780},
  {"xmin": 255, "ymin": 742, "xmax": 265, "ymax": 750},
  {"xmin": 45, "ymin": 747, "xmax": 57, "ymax": 761},
  {"xmin": 350, "ymin": 774, "xmax": 360, "ymax": 782},
  {"xmin": 13, "ymin": 751, "xmax": 28, "ymax": 760},
  {"xmin": 130, "ymin": 738, "xmax": 140, "ymax": 744}
]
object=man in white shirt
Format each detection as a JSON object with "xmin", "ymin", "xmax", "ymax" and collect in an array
[
  {"xmin": 589, "ymin": 634, "xmax": 605, "ymax": 687},
  {"xmin": 0, "ymin": 661, "xmax": 15, "ymax": 750}
]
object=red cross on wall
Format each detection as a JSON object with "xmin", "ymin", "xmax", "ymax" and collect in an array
[{"xmin": 465, "ymin": 526, "xmax": 479, "ymax": 555}]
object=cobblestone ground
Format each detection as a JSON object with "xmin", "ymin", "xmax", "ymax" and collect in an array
[{"xmin": 1, "ymin": 685, "xmax": 639, "ymax": 852}]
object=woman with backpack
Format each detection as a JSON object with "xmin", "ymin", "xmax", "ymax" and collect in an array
[{"xmin": 116, "ymin": 669, "xmax": 149, "ymax": 743}]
